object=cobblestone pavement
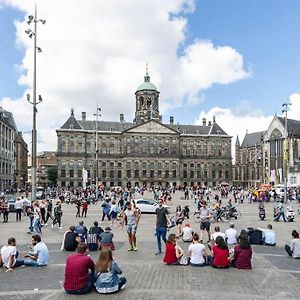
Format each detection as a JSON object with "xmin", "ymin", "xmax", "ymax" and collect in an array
[{"xmin": 1, "ymin": 191, "xmax": 300, "ymax": 299}]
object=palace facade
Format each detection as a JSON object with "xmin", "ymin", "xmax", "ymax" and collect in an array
[{"xmin": 56, "ymin": 71, "xmax": 233, "ymax": 188}]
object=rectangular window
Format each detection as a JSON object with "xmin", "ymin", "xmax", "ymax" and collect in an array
[
  {"xmin": 69, "ymin": 170, "xmax": 74, "ymax": 178},
  {"xmin": 183, "ymin": 170, "xmax": 187, "ymax": 178},
  {"xmin": 109, "ymin": 170, "xmax": 114, "ymax": 178},
  {"xmin": 77, "ymin": 169, "xmax": 82, "ymax": 178},
  {"xmin": 172, "ymin": 170, "xmax": 176, "ymax": 178},
  {"xmin": 165, "ymin": 170, "xmax": 169, "ymax": 178},
  {"xmin": 190, "ymin": 171, "xmax": 194, "ymax": 178},
  {"xmin": 142, "ymin": 169, "xmax": 147, "ymax": 176},
  {"xmin": 61, "ymin": 170, "xmax": 66, "ymax": 177},
  {"xmin": 117, "ymin": 170, "xmax": 122, "ymax": 178},
  {"xmin": 102, "ymin": 170, "xmax": 106, "ymax": 178},
  {"xmin": 150, "ymin": 170, "xmax": 154, "ymax": 178},
  {"xmin": 126, "ymin": 170, "xmax": 131, "ymax": 178},
  {"xmin": 158, "ymin": 170, "xmax": 162, "ymax": 176},
  {"xmin": 135, "ymin": 170, "xmax": 139, "ymax": 178},
  {"xmin": 61, "ymin": 181, "xmax": 65, "ymax": 187}
]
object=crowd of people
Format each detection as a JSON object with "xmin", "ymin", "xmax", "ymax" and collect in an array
[{"xmin": 1, "ymin": 185, "xmax": 300, "ymax": 296}]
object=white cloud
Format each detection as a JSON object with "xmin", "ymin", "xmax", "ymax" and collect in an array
[
  {"xmin": 0, "ymin": 0, "xmax": 250, "ymax": 152},
  {"xmin": 194, "ymin": 93, "xmax": 300, "ymax": 162}
]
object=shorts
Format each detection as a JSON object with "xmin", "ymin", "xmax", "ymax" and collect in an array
[
  {"xmin": 200, "ymin": 222, "xmax": 210, "ymax": 231},
  {"xmin": 110, "ymin": 211, "xmax": 118, "ymax": 219},
  {"xmin": 127, "ymin": 224, "xmax": 137, "ymax": 234}
]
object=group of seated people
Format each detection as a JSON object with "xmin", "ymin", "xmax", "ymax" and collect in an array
[
  {"xmin": 61, "ymin": 221, "xmax": 115, "ymax": 252},
  {"xmin": 63, "ymin": 242, "xmax": 125, "ymax": 295},
  {"xmin": 0, "ymin": 235, "xmax": 49, "ymax": 271},
  {"xmin": 163, "ymin": 231, "xmax": 253, "ymax": 269}
]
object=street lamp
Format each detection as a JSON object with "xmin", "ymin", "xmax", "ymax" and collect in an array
[
  {"xmin": 94, "ymin": 105, "xmax": 101, "ymax": 200},
  {"xmin": 282, "ymin": 102, "xmax": 292, "ymax": 203},
  {"xmin": 25, "ymin": 4, "xmax": 46, "ymax": 202}
]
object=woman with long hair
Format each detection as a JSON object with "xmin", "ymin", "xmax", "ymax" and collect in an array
[
  {"xmin": 94, "ymin": 248, "xmax": 126, "ymax": 294},
  {"xmin": 163, "ymin": 233, "xmax": 182, "ymax": 265},
  {"xmin": 232, "ymin": 234, "xmax": 252, "ymax": 269},
  {"xmin": 208, "ymin": 236, "xmax": 230, "ymax": 268}
]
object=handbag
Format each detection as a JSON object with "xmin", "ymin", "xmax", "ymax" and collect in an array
[{"xmin": 179, "ymin": 255, "xmax": 189, "ymax": 266}]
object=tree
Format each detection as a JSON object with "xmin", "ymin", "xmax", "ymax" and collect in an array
[{"xmin": 47, "ymin": 167, "xmax": 58, "ymax": 187}]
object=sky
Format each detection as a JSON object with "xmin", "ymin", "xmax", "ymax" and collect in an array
[{"xmin": 0, "ymin": 0, "xmax": 300, "ymax": 155}]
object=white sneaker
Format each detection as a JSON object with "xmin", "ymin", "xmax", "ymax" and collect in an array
[
  {"xmin": 59, "ymin": 226, "xmax": 63, "ymax": 229},
  {"xmin": 51, "ymin": 224, "xmax": 54, "ymax": 228},
  {"xmin": 121, "ymin": 284, "xmax": 126, "ymax": 290}
]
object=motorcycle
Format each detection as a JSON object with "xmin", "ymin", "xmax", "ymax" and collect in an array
[
  {"xmin": 286, "ymin": 206, "xmax": 295, "ymax": 222},
  {"xmin": 259, "ymin": 207, "xmax": 266, "ymax": 221}
]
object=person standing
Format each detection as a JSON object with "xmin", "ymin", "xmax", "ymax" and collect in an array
[
  {"xmin": 81, "ymin": 200, "xmax": 88, "ymax": 218},
  {"xmin": 155, "ymin": 199, "xmax": 169, "ymax": 255},
  {"xmin": 15, "ymin": 198, "xmax": 23, "ymax": 222},
  {"xmin": 75, "ymin": 199, "xmax": 81, "ymax": 217},
  {"xmin": 122, "ymin": 201, "xmax": 140, "ymax": 251},
  {"xmin": 45, "ymin": 200, "xmax": 54, "ymax": 224},
  {"xmin": 199, "ymin": 201, "xmax": 212, "ymax": 242},
  {"xmin": 2, "ymin": 200, "xmax": 9, "ymax": 223},
  {"xmin": 32, "ymin": 201, "xmax": 42, "ymax": 234},
  {"xmin": 63, "ymin": 243, "xmax": 95, "ymax": 294},
  {"xmin": 52, "ymin": 201, "xmax": 63, "ymax": 229}
]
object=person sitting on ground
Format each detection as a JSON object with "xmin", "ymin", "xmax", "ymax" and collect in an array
[
  {"xmin": 86, "ymin": 221, "xmax": 104, "ymax": 251},
  {"xmin": 208, "ymin": 236, "xmax": 230, "ymax": 268},
  {"xmin": 225, "ymin": 223, "xmax": 238, "ymax": 245},
  {"xmin": 285, "ymin": 230, "xmax": 300, "ymax": 259},
  {"xmin": 64, "ymin": 243, "xmax": 95, "ymax": 295},
  {"xmin": 75, "ymin": 220, "xmax": 88, "ymax": 242},
  {"xmin": 100, "ymin": 227, "xmax": 115, "ymax": 251},
  {"xmin": 94, "ymin": 248, "xmax": 126, "ymax": 294},
  {"xmin": 182, "ymin": 224, "xmax": 194, "ymax": 242},
  {"xmin": 210, "ymin": 226, "xmax": 226, "ymax": 246},
  {"xmin": 61, "ymin": 226, "xmax": 81, "ymax": 251},
  {"xmin": 188, "ymin": 233, "xmax": 208, "ymax": 267},
  {"xmin": 163, "ymin": 234, "xmax": 182, "ymax": 265},
  {"xmin": 231, "ymin": 234, "xmax": 252, "ymax": 269},
  {"xmin": 24, "ymin": 235, "xmax": 49, "ymax": 267},
  {"xmin": 257, "ymin": 224, "xmax": 276, "ymax": 246},
  {"xmin": 0, "ymin": 237, "xmax": 24, "ymax": 272}
]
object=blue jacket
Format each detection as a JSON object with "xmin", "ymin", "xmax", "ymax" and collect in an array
[{"xmin": 95, "ymin": 261, "xmax": 122, "ymax": 293}]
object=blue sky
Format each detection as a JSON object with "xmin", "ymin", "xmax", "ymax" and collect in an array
[
  {"xmin": 169, "ymin": 0, "xmax": 300, "ymax": 123},
  {"xmin": 0, "ymin": 0, "xmax": 300, "ymax": 150}
]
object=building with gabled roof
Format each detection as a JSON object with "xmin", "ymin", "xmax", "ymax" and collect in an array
[{"xmin": 56, "ymin": 70, "xmax": 232, "ymax": 189}]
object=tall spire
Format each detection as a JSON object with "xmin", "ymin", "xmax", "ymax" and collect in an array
[
  {"xmin": 235, "ymin": 135, "xmax": 240, "ymax": 146},
  {"xmin": 144, "ymin": 62, "xmax": 150, "ymax": 82}
]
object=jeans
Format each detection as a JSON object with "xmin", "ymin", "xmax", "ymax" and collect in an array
[
  {"xmin": 285, "ymin": 245, "xmax": 293, "ymax": 257},
  {"xmin": 24, "ymin": 260, "xmax": 46, "ymax": 267},
  {"xmin": 156, "ymin": 226, "xmax": 167, "ymax": 253},
  {"xmin": 28, "ymin": 217, "xmax": 33, "ymax": 232},
  {"xmin": 65, "ymin": 272, "xmax": 95, "ymax": 295},
  {"xmin": 33, "ymin": 219, "xmax": 41, "ymax": 233}
]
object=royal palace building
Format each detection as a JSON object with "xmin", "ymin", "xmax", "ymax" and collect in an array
[{"xmin": 56, "ymin": 71, "xmax": 233, "ymax": 188}]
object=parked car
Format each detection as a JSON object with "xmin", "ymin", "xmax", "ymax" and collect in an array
[
  {"xmin": 6, "ymin": 198, "xmax": 17, "ymax": 212},
  {"xmin": 135, "ymin": 199, "xmax": 169, "ymax": 214}
]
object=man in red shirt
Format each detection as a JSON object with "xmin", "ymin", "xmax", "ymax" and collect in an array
[{"xmin": 63, "ymin": 243, "xmax": 95, "ymax": 294}]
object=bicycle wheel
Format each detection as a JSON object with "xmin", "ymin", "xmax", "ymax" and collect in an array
[
  {"xmin": 222, "ymin": 211, "xmax": 231, "ymax": 222},
  {"xmin": 194, "ymin": 212, "xmax": 201, "ymax": 223}
]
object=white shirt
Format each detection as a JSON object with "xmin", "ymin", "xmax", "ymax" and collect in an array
[
  {"xmin": 211, "ymin": 231, "xmax": 226, "ymax": 241},
  {"xmin": 261, "ymin": 229, "xmax": 276, "ymax": 245},
  {"xmin": 188, "ymin": 243, "xmax": 206, "ymax": 264},
  {"xmin": 15, "ymin": 200, "xmax": 23, "ymax": 209},
  {"xmin": 33, "ymin": 242, "xmax": 49, "ymax": 266},
  {"xmin": 225, "ymin": 228, "xmax": 238, "ymax": 244},
  {"xmin": 182, "ymin": 227, "xmax": 193, "ymax": 241},
  {"xmin": 0, "ymin": 245, "xmax": 17, "ymax": 268},
  {"xmin": 291, "ymin": 239, "xmax": 300, "ymax": 258}
]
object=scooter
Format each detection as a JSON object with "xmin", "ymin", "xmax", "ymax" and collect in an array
[
  {"xmin": 286, "ymin": 206, "xmax": 295, "ymax": 222},
  {"xmin": 259, "ymin": 207, "xmax": 266, "ymax": 221}
]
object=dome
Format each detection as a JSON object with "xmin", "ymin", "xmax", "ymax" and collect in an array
[
  {"xmin": 136, "ymin": 71, "xmax": 158, "ymax": 92},
  {"xmin": 137, "ymin": 81, "xmax": 157, "ymax": 92}
]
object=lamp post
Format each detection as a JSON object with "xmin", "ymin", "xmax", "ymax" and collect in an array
[
  {"xmin": 282, "ymin": 102, "xmax": 291, "ymax": 203},
  {"xmin": 94, "ymin": 105, "xmax": 101, "ymax": 201},
  {"xmin": 25, "ymin": 4, "xmax": 46, "ymax": 202}
]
